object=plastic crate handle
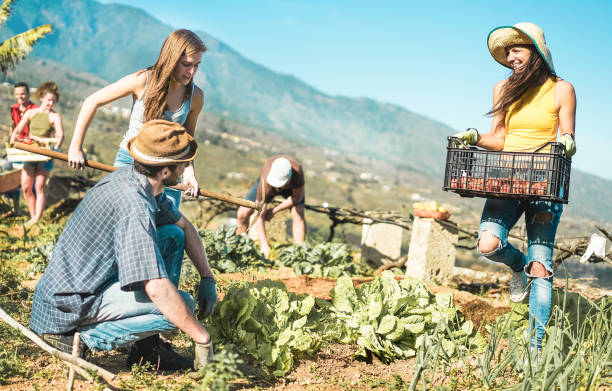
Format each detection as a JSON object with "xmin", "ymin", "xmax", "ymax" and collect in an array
[
  {"xmin": 533, "ymin": 140, "xmax": 572, "ymax": 160},
  {"xmin": 447, "ymin": 136, "xmax": 479, "ymax": 149}
]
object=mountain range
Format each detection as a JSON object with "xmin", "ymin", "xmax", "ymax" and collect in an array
[{"xmin": 2, "ymin": 0, "xmax": 611, "ymax": 222}]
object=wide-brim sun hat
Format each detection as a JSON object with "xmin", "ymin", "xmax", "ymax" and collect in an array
[
  {"xmin": 266, "ymin": 157, "xmax": 292, "ymax": 188},
  {"xmin": 487, "ymin": 22, "xmax": 555, "ymax": 74},
  {"xmin": 127, "ymin": 119, "xmax": 198, "ymax": 166}
]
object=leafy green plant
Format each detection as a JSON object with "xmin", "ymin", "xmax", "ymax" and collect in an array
[
  {"xmin": 207, "ymin": 279, "xmax": 332, "ymax": 376},
  {"xmin": 0, "ymin": 0, "xmax": 53, "ymax": 73},
  {"xmin": 200, "ymin": 225, "xmax": 273, "ymax": 273},
  {"xmin": 277, "ymin": 242, "xmax": 372, "ymax": 278},
  {"xmin": 328, "ymin": 271, "xmax": 486, "ymax": 363},
  {"xmin": 478, "ymin": 289, "xmax": 612, "ymax": 390},
  {"xmin": 0, "ymin": 258, "xmax": 22, "ymax": 296},
  {"xmin": 120, "ymin": 362, "xmax": 192, "ymax": 391},
  {"xmin": 0, "ymin": 345, "xmax": 27, "ymax": 385},
  {"xmin": 195, "ymin": 346, "xmax": 244, "ymax": 391}
]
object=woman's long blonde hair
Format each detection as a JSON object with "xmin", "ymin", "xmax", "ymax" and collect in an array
[{"xmin": 144, "ymin": 29, "xmax": 206, "ymax": 122}]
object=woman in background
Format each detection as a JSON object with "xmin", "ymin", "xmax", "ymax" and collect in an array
[
  {"xmin": 454, "ymin": 22, "xmax": 576, "ymax": 352},
  {"xmin": 10, "ymin": 81, "xmax": 64, "ymax": 226},
  {"xmin": 68, "ymin": 29, "xmax": 206, "ymax": 206}
]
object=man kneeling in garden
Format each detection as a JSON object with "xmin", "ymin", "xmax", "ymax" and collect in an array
[{"xmin": 30, "ymin": 120, "xmax": 217, "ymax": 371}]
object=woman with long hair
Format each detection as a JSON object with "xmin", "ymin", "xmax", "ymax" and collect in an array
[
  {"xmin": 10, "ymin": 81, "xmax": 64, "ymax": 226},
  {"xmin": 68, "ymin": 29, "xmax": 206, "ymax": 205},
  {"xmin": 454, "ymin": 22, "xmax": 576, "ymax": 352}
]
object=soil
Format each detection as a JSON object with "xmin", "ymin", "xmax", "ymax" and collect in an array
[
  {"xmin": 3, "ymin": 268, "xmax": 609, "ymax": 390},
  {"xmin": 3, "ymin": 269, "xmax": 512, "ymax": 391}
]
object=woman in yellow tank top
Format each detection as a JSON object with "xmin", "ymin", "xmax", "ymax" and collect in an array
[
  {"xmin": 10, "ymin": 81, "xmax": 64, "ymax": 227},
  {"xmin": 454, "ymin": 23, "xmax": 576, "ymax": 354}
]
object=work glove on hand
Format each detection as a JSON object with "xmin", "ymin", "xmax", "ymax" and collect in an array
[
  {"xmin": 558, "ymin": 134, "xmax": 576, "ymax": 158},
  {"xmin": 197, "ymin": 277, "xmax": 218, "ymax": 318},
  {"xmin": 194, "ymin": 340, "xmax": 214, "ymax": 372},
  {"xmin": 188, "ymin": 340, "xmax": 214, "ymax": 379},
  {"xmin": 453, "ymin": 128, "xmax": 479, "ymax": 148}
]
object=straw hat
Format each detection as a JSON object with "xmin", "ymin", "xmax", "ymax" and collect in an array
[
  {"xmin": 487, "ymin": 22, "xmax": 555, "ymax": 74},
  {"xmin": 127, "ymin": 119, "xmax": 198, "ymax": 166},
  {"xmin": 266, "ymin": 157, "xmax": 292, "ymax": 188}
]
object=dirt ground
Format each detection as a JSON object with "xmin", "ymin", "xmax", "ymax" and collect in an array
[{"xmin": 2, "ymin": 268, "xmax": 609, "ymax": 391}]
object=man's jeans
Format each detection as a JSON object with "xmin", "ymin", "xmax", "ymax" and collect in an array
[
  {"xmin": 478, "ymin": 199, "xmax": 563, "ymax": 349},
  {"xmin": 113, "ymin": 148, "xmax": 182, "ymax": 209},
  {"xmin": 79, "ymin": 225, "xmax": 194, "ymax": 351}
]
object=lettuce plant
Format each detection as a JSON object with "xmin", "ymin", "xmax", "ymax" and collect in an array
[
  {"xmin": 207, "ymin": 280, "xmax": 332, "ymax": 376},
  {"xmin": 277, "ymin": 242, "xmax": 372, "ymax": 278},
  {"xmin": 200, "ymin": 225, "xmax": 273, "ymax": 273},
  {"xmin": 329, "ymin": 271, "xmax": 486, "ymax": 363}
]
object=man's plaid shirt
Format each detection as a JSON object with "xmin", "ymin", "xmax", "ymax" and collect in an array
[{"xmin": 30, "ymin": 166, "xmax": 182, "ymax": 334}]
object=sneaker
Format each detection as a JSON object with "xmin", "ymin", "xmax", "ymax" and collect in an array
[
  {"xmin": 42, "ymin": 333, "xmax": 89, "ymax": 359},
  {"xmin": 126, "ymin": 334, "xmax": 193, "ymax": 371},
  {"xmin": 523, "ymin": 347, "xmax": 542, "ymax": 370},
  {"xmin": 510, "ymin": 269, "xmax": 528, "ymax": 302}
]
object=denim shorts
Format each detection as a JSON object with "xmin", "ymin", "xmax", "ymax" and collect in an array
[{"xmin": 24, "ymin": 160, "xmax": 54, "ymax": 171}]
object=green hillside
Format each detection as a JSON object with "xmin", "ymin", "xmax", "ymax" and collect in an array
[
  {"xmin": 1, "ymin": 0, "xmax": 451, "ymax": 175},
  {"xmin": 1, "ymin": 62, "xmax": 610, "ymax": 286},
  {"xmin": 1, "ymin": 0, "xmax": 610, "ymax": 223}
]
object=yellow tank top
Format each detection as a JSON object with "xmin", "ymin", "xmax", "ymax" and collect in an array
[{"xmin": 503, "ymin": 78, "xmax": 559, "ymax": 152}]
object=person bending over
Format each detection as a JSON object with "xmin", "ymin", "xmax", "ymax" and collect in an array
[{"xmin": 236, "ymin": 156, "xmax": 306, "ymax": 257}]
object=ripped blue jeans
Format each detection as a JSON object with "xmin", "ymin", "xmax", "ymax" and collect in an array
[{"xmin": 478, "ymin": 198, "xmax": 563, "ymax": 348}]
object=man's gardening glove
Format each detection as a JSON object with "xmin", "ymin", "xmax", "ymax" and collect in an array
[
  {"xmin": 558, "ymin": 134, "xmax": 576, "ymax": 158},
  {"xmin": 188, "ymin": 340, "xmax": 214, "ymax": 379},
  {"xmin": 197, "ymin": 277, "xmax": 218, "ymax": 318},
  {"xmin": 194, "ymin": 340, "xmax": 214, "ymax": 372},
  {"xmin": 453, "ymin": 128, "xmax": 479, "ymax": 148}
]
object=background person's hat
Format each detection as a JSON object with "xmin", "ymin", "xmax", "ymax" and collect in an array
[
  {"xmin": 127, "ymin": 119, "xmax": 198, "ymax": 166},
  {"xmin": 266, "ymin": 157, "xmax": 292, "ymax": 188},
  {"xmin": 487, "ymin": 22, "xmax": 555, "ymax": 74}
]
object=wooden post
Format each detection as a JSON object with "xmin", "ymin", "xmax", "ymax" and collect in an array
[{"xmin": 66, "ymin": 332, "xmax": 80, "ymax": 391}]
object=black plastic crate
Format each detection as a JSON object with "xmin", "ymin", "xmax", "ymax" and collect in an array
[{"xmin": 443, "ymin": 137, "xmax": 571, "ymax": 204}]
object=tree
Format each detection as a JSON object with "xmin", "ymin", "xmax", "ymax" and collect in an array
[{"xmin": 0, "ymin": 0, "xmax": 52, "ymax": 73}]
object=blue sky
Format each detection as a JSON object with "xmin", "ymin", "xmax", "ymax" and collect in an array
[{"xmin": 101, "ymin": 0, "xmax": 611, "ymax": 180}]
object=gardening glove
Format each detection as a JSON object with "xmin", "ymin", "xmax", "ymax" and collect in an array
[
  {"xmin": 558, "ymin": 134, "xmax": 576, "ymax": 158},
  {"xmin": 197, "ymin": 277, "xmax": 218, "ymax": 318},
  {"xmin": 453, "ymin": 128, "xmax": 479, "ymax": 148},
  {"xmin": 194, "ymin": 340, "xmax": 214, "ymax": 371},
  {"xmin": 188, "ymin": 340, "xmax": 214, "ymax": 379}
]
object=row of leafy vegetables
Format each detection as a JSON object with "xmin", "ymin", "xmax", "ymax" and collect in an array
[
  {"xmin": 205, "ymin": 271, "xmax": 487, "ymax": 376},
  {"xmin": 200, "ymin": 226, "xmax": 487, "ymax": 375},
  {"xmin": 200, "ymin": 225, "xmax": 373, "ymax": 277}
]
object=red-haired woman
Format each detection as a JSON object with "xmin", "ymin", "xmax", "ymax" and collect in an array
[{"xmin": 10, "ymin": 81, "xmax": 64, "ymax": 226}]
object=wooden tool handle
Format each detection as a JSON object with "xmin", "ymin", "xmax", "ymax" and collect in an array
[{"xmin": 13, "ymin": 142, "xmax": 262, "ymax": 210}]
